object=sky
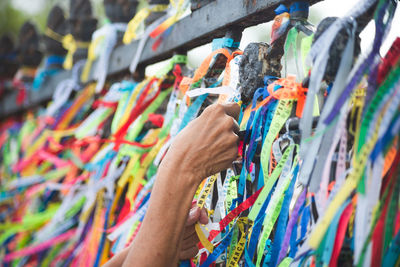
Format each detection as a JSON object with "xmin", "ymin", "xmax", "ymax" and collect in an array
[
  {"xmin": 12, "ymin": 0, "xmax": 46, "ymax": 15},
  {"xmin": 11, "ymin": 0, "xmax": 103, "ymax": 17}
]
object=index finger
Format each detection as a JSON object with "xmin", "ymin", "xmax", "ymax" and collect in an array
[{"xmin": 222, "ymin": 103, "xmax": 240, "ymax": 120}]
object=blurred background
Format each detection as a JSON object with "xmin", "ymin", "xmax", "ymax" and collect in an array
[
  {"xmin": 0, "ymin": 0, "xmax": 106, "ymax": 36},
  {"xmin": 1, "ymin": 0, "xmax": 399, "ymax": 74}
]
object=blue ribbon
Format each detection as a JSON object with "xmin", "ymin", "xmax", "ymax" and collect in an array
[
  {"xmin": 178, "ymin": 93, "xmax": 208, "ymax": 132},
  {"xmin": 288, "ymin": 218, "xmax": 299, "ymax": 258},
  {"xmin": 247, "ymin": 213, "xmax": 267, "ymax": 262},
  {"xmin": 262, "ymin": 239, "xmax": 273, "ymax": 266},
  {"xmin": 275, "ymin": 4, "xmax": 289, "ymax": 15},
  {"xmin": 289, "ymin": 2, "xmax": 309, "ymax": 15},
  {"xmin": 382, "ymin": 228, "xmax": 400, "ymax": 267},
  {"xmin": 199, "ymin": 227, "xmax": 234, "ymax": 267},
  {"xmin": 45, "ymin": 55, "xmax": 65, "ymax": 68},
  {"xmin": 32, "ymin": 56, "xmax": 65, "ymax": 91},
  {"xmin": 321, "ymin": 200, "xmax": 350, "ymax": 265},
  {"xmin": 94, "ymin": 199, "xmax": 113, "ymax": 267},
  {"xmin": 293, "ymin": 204, "xmax": 310, "ymax": 257},
  {"xmin": 32, "ymin": 69, "xmax": 60, "ymax": 91},
  {"xmin": 179, "ymin": 260, "xmax": 191, "ymax": 267},
  {"xmin": 257, "ymin": 99, "xmax": 278, "ymax": 190},
  {"xmin": 269, "ymin": 165, "xmax": 298, "ymax": 267},
  {"xmin": 212, "ymin": 38, "xmax": 240, "ymax": 51},
  {"xmin": 0, "ymin": 53, "xmax": 16, "ymax": 60},
  {"xmin": 245, "ymin": 249, "xmax": 257, "ymax": 267},
  {"xmin": 246, "ymin": 108, "xmax": 262, "ymax": 170},
  {"xmin": 371, "ymin": 111, "xmax": 400, "ymax": 161},
  {"xmin": 238, "ymin": 165, "xmax": 247, "ymax": 203}
]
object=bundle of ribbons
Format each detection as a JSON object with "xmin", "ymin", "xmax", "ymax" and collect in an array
[{"xmin": 1, "ymin": 0, "xmax": 400, "ymax": 266}]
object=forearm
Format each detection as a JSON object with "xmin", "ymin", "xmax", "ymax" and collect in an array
[
  {"xmin": 106, "ymin": 103, "xmax": 240, "ymax": 267},
  {"xmin": 103, "ymin": 248, "xmax": 129, "ymax": 267},
  {"xmin": 122, "ymin": 154, "xmax": 200, "ymax": 267}
]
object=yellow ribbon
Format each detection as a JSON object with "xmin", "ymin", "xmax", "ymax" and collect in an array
[
  {"xmin": 195, "ymin": 223, "xmax": 214, "ymax": 253},
  {"xmin": 62, "ymin": 34, "xmax": 90, "ymax": 70},
  {"xmin": 194, "ymin": 174, "xmax": 218, "ymax": 252},
  {"xmin": 197, "ymin": 175, "xmax": 218, "ymax": 209},
  {"xmin": 149, "ymin": 0, "xmax": 185, "ymax": 39},
  {"xmin": 45, "ymin": 27, "xmax": 64, "ymax": 43},
  {"xmin": 309, "ymin": 101, "xmax": 387, "ymax": 248},
  {"xmin": 117, "ymin": 78, "xmax": 150, "ymax": 131},
  {"xmin": 81, "ymin": 35, "xmax": 106, "ymax": 82},
  {"xmin": 123, "ymin": 4, "xmax": 169, "ymax": 44},
  {"xmin": 228, "ymin": 218, "xmax": 250, "ymax": 267}
]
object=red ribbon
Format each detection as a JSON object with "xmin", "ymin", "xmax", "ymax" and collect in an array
[
  {"xmin": 371, "ymin": 150, "xmax": 400, "ymax": 266},
  {"xmin": 378, "ymin": 38, "xmax": 400, "ymax": 84},
  {"xmin": 208, "ymin": 187, "xmax": 262, "ymax": 241},
  {"xmin": 148, "ymin": 113, "xmax": 164, "ymax": 128},
  {"xmin": 329, "ymin": 201, "xmax": 354, "ymax": 267},
  {"xmin": 92, "ymin": 100, "xmax": 119, "ymax": 109},
  {"xmin": 113, "ymin": 78, "xmax": 160, "ymax": 150},
  {"xmin": 3, "ymin": 229, "xmax": 76, "ymax": 262}
]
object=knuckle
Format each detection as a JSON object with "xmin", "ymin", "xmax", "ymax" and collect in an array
[
  {"xmin": 230, "ymin": 134, "xmax": 239, "ymax": 145},
  {"xmin": 215, "ymin": 103, "xmax": 224, "ymax": 110},
  {"xmin": 212, "ymin": 103, "xmax": 224, "ymax": 114},
  {"xmin": 205, "ymin": 166, "xmax": 213, "ymax": 178},
  {"xmin": 223, "ymin": 116, "xmax": 234, "ymax": 129},
  {"xmin": 228, "ymin": 133, "xmax": 239, "ymax": 145},
  {"xmin": 202, "ymin": 104, "xmax": 221, "ymax": 118},
  {"xmin": 230, "ymin": 146, "xmax": 238, "ymax": 156},
  {"xmin": 200, "ymin": 107, "xmax": 210, "ymax": 118},
  {"xmin": 207, "ymin": 103, "xmax": 216, "ymax": 111}
]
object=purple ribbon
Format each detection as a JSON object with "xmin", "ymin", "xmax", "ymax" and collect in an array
[
  {"xmin": 324, "ymin": 1, "xmax": 389, "ymax": 124},
  {"xmin": 277, "ymin": 188, "xmax": 307, "ymax": 263}
]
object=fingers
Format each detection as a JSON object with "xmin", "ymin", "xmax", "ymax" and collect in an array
[
  {"xmin": 181, "ymin": 226, "xmax": 199, "ymax": 250},
  {"xmin": 186, "ymin": 206, "xmax": 208, "ymax": 227},
  {"xmin": 182, "ymin": 225, "xmax": 196, "ymax": 240},
  {"xmin": 186, "ymin": 207, "xmax": 201, "ymax": 226},
  {"xmin": 199, "ymin": 208, "xmax": 208, "ymax": 225},
  {"xmin": 181, "ymin": 230, "xmax": 200, "ymax": 249},
  {"xmin": 179, "ymin": 246, "xmax": 199, "ymax": 260},
  {"xmin": 222, "ymin": 103, "xmax": 240, "ymax": 135},
  {"xmin": 231, "ymin": 117, "xmax": 240, "ymax": 135},
  {"xmin": 222, "ymin": 103, "xmax": 240, "ymax": 120}
]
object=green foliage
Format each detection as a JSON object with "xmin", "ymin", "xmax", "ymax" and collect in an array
[{"xmin": 0, "ymin": 0, "xmax": 29, "ymax": 40}]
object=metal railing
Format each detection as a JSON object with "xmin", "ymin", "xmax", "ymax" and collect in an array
[{"xmin": 0, "ymin": 0, "xmax": 321, "ymax": 120}]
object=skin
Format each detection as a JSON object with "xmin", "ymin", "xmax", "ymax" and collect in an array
[{"xmin": 105, "ymin": 103, "xmax": 240, "ymax": 267}]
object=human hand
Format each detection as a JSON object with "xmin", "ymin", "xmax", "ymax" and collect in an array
[
  {"xmin": 162, "ymin": 103, "xmax": 240, "ymax": 185},
  {"xmin": 179, "ymin": 206, "xmax": 208, "ymax": 260}
]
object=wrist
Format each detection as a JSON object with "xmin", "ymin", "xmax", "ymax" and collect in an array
[{"xmin": 158, "ymin": 152, "xmax": 200, "ymax": 193}]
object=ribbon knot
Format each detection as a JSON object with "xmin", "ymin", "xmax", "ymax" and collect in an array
[{"xmin": 62, "ymin": 34, "xmax": 78, "ymax": 70}]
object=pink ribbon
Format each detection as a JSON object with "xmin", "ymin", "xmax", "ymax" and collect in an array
[{"xmin": 3, "ymin": 229, "xmax": 76, "ymax": 262}]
